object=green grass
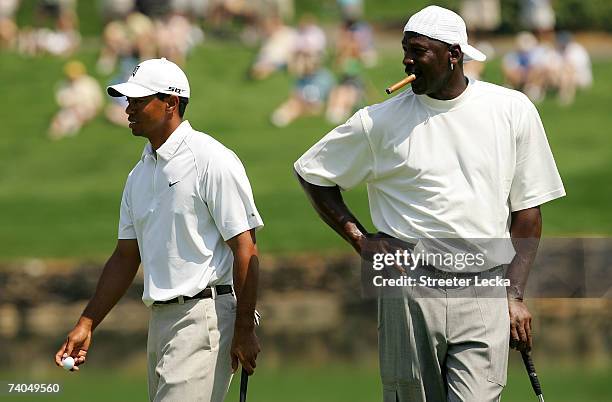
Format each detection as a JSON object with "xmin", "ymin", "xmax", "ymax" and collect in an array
[
  {"xmin": 1, "ymin": 41, "xmax": 611, "ymax": 259},
  {"xmin": 1, "ymin": 361, "xmax": 610, "ymax": 401}
]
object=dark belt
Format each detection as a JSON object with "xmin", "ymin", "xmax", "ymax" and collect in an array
[
  {"xmin": 418, "ymin": 263, "xmax": 502, "ymax": 279},
  {"xmin": 153, "ymin": 285, "xmax": 233, "ymax": 305}
]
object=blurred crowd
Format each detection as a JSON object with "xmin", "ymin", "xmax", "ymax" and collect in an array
[
  {"xmin": 266, "ymin": 0, "xmax": 377, "ymax": 127},
  {"xmin": 1, "ymin": 0, "xmax": 79, "ymax": 56},
  {"xmin": 0, "ymin": 0, "xmax": 595, "ymax": 138},
  {"xmin": 461, "ymin": 0, "xmax": 592, "ymax": 105}
]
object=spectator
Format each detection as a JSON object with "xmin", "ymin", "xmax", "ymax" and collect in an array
[
  {"xmin": 295, "ymin": 14, "xmax": 326, "ymax": 58},
  {"xmin": 459, "ymin": 0, "xmax": 500, "ymax": 80},
  {"xmin": 99, "ymin": 0, "xmax": 136, "ymax": 23},
  {"xmin": 554, "ymin": 32, "xmax": 593, "ymax": 105},
  {"xmin": 337, "ymin": 0, "xmax": 363, "ymax": 21},
  {"xmin": 271, "ymin": 16, "xmax": 333, "ymax": 127},
  {"xmin": 248, "ymin": 14, "xmax": 297, "ymax": 80},
  {"xmin": 155, "ymin": 8, "xmax": 204, "ymax": 65},
  {"xmin": 520, "ymin": 0, "xmax": 555, "ymax": 34},
  {"xmin": 503, "ymin": 31, "xmax": 562, "ymax": 103},
  {"xmin": 17, "ymin": 0, "xmax": 80, "ymax": 56},
  {"xmin": 125, "ymin": 11, "xmax": 156, "ymax": 60},
  {"xmin": 271, "ymin": 56, "xmax": 335, "ymax": 127},
  {"xmin": 49, "ymin": 61, "xmax": 103, "ymax": 140},
  {"xmin": 460, "ymin": 0, "xmax": 500, "ymax": 34},
  {"xmin": 96, "ymin": 20, "xmax": 131, "ymax": 74},
  {"xmin": 326, "ymin": 19, "xmax": 368, "ymax": 124},
  {"xmin": 170, "ymin": 0, "xmax": 209, "ymax": 22},
  {"xmin": 135, "ymin": 0, "xmax": 170, "ymax": 19},
  {"xmin": 0, "ymin": 0, "xmax": 19, "ymax": 49}
]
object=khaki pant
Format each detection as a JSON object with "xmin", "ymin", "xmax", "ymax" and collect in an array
[
  {"xmin": 378, "ymin": 266, "xmax": 509, "ymax": 402},
  {"xmin": 147, "ymin": 293, "xmax": 236, "ymax": 402}
]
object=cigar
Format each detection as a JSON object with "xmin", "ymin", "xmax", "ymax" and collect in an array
[{"xmin": 385, "ymin": 74, "xmax": 417, "ymax": 94}]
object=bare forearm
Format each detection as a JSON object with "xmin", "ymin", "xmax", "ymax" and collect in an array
[
  {"xmin": 81, "ymin": 247, "xmax": 140, "ymax": 330},
  {"xmin": 228, "ymin": 231, "xmax": 259, "ymax": 330},
  {"xmin": 295, "ymin": 170, "xmax": 368, "ymax": 253},
  {"xmin": 506, "ymin": 207, "xmax": 542, "ymax": 300},
  {"xmin": 233, "ymin": 250, "xmax": 259, "ymax": 329}
]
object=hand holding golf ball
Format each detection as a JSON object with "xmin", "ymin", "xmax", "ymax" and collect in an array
[
  {"xmin": 62, "ymin": 356, "xmax": 75, "ymax": 370},
  {"xmin": 55, "ymin": 323, "xmax": 92, "ymax": 371}
]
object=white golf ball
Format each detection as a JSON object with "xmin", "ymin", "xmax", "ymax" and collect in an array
[{"xmin": 62, "ymin": 356, "xmax": 75, "ymax": 370}]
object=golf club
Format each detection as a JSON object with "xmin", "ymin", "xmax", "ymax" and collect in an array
[
  {"xmin": 521, "ymin": 350, "xmax": 544, "ymax": 402},
  {"xmin": 239, "ymin": 311, "xmax": 261, "ymax": 402}
]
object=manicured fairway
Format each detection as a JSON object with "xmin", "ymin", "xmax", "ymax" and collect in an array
[{"xmin": 1, "ymin": 361, "xmax": 610, "ymax": 401}]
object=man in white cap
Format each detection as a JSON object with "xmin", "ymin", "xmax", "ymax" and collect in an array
[
  {"xmin": 55, "ymin": 57, "xmax": 264, "ymax": 402},
  {"xmin": 295, "ymin": 5, "xmax": 564, "ymax": 401}
]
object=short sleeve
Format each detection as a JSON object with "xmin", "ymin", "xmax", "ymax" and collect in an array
[
  {"xmin": 201, "ymin": 152, "xmax": 264, "ymax": 241},
  {"xmin": 509, "ymin": 100, "xmax": 566, "ymax": 211},
  {"xmin": 118, "ymin": 173, "xmax": 137, "ymax": 239},
  {"xmin": 294, "ymin": 110, "xmax": 375, "ymax": 190}
]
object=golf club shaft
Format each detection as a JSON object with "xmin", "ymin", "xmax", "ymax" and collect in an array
[
  {"xmin": 521, "ymin": 350, "xmax": 544, "ymax": 401},
  {"xmin": 239, "ymin": 311, "xmax": 260, "ymax": 402},
  {"xmin": 239, "ymin": 367, "xmax": 249, "ymax": 402}
]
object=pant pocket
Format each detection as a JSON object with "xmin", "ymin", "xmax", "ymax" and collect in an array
[{"xmin": 478, "ymin": 295, "xmax": 509, "ymax": 387}]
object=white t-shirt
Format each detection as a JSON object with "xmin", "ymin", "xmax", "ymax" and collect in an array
[
  {"xmin": 295, "ymin": 79, "xmax": 565, "ymax": 269},
  {"xmin": 119, "ymin": 121, "xmax": 263, "ymax": 306}
]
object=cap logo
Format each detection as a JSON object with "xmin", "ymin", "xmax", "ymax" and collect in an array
[
  {"xmin": 168, "ymin": 86, "xmax": 184, "ymax": 94},
  {"xmin": 131, "ymin": 65, "xmax": 140, "ymax": 77}
]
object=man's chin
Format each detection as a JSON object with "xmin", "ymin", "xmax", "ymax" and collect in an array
[
  {"xmin": 128, "ymin": 123, "xmax": 142, "ymax": 136},
  {"xmin": 411, "ymin": 85, "xmax": 426, "ymax": 95},
  {"xmin": 129, "ymin": 127, "xmax": 144, "ymax": 137},
  {"xmin": 409, "ymin": 78, "xmax": 427, "ymax": 95}
]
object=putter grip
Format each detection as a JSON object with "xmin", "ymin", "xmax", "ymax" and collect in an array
[
  {"xmin": 521, "ymin": 351, "xmax": 543, "ymax": 395},
  {"xmin": 239, "ymin": 367, "xmax": 249, "ymax": 402}
]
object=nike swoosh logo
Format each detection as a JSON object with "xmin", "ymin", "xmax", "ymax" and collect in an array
[{"xmin": 169, "ymin": 181, "xmax": 180, "ymax": 187}]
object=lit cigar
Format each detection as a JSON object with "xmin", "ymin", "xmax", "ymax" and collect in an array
[{"xmin": 385, "ymin": 74, "xmax": 416, "ymax": 94}]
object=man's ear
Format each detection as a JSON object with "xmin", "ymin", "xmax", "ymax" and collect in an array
[
  {"xmin": 449, "ymin": 44, "xmax": 463, "ymax": 66},
  {"xmin": 166, "ymin": 95, "xmax": 179, "ymax": 114}
]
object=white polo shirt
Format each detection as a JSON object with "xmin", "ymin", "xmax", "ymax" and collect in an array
[
  {"xmin": 295, "ymin": 79, "xmax": 565, "ymax": 269},
  {"xmin": 119, "ymin": 121, "xmax": 263, "ymax": 306}
]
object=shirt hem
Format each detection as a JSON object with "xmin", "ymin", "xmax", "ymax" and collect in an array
[
  {"xmin": 293, "ymin": 162, "xmax": 338, "ymax": 187},
  {"xmin": 511, "ymin": 188, "xmax": 566, "ymax": 212},
  {"xmin": 221, "ymin": 221, "xmax": 264, "ymax": 241}
]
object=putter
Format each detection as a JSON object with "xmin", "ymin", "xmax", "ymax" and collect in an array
[
  {"xmin": 239, "ymin": 368, "xmax": 249, "ymax": 402},
  {"xmin": 521, "ymin": 350, "xmax": 544, "ymax": 402},
  {"xmin": 239, "ymin": 311, "xmax": 261, "ymax": 402}
]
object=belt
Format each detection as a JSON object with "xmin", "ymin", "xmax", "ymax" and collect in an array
[
  {"xmin": 153, "ymin": 285, "xmax": 233, "ymax": 305},
  {"xmin": 417, "ymin": 263, "xmax": 502, "ymax": 279}
]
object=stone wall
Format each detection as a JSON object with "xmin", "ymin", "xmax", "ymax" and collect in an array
[{"xmin": 0, "ymin": 239, "xmax": 610, "ymax": 368}]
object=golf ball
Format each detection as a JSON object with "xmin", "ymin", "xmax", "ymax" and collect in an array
[{"xmin": 62, "ymin": 356, "xmax": 75, "ymax": 370}]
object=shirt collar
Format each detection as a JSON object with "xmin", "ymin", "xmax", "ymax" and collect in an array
[
  {"xmin": 140, "ymin": 120, "xmax": 192, "ymax": 162},
  {"xmin": 416, "ymin": 77, "xmax": 474, "ymax": 111}
]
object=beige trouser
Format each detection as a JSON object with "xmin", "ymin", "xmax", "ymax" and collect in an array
[
  {"xmin": 147, "ymin": 293, "xmax": 236, "ymax": 402},
  {"xmin": 379, "ymin": 266, "xmax": 509, "ymax": 402}
]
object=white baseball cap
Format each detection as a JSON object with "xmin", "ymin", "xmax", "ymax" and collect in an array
[
  {"xmin": 404, "ymin": 5, "xmax": 486, "ymax": 62},
  {"xmin": 107, "ymin": 57, "xmax": 191, "ymax": 98}
]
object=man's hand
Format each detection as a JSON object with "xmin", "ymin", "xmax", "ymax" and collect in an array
[
  {"xmin": 54, "ymin": 318, "xmax": 93, "ymax": 371},
  {"xmin": 230, "ymin": 324, "xmax": 261, "ymax": 375},
  {"xmin": 360, "ymin": 232, "xmax": 413, "ymax": 275},
  {"xmin": 508, "ymin": 298, "xmax": 532, "ymax": 352}
]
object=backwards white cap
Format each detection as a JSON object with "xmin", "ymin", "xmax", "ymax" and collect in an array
[
  {"xmin": 107, "ymin": 57, "xmax": 191, "ymax": 98},
  {"xmin": 404, "ymin": 5, "xmax": 486, "ymax": 62}
]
